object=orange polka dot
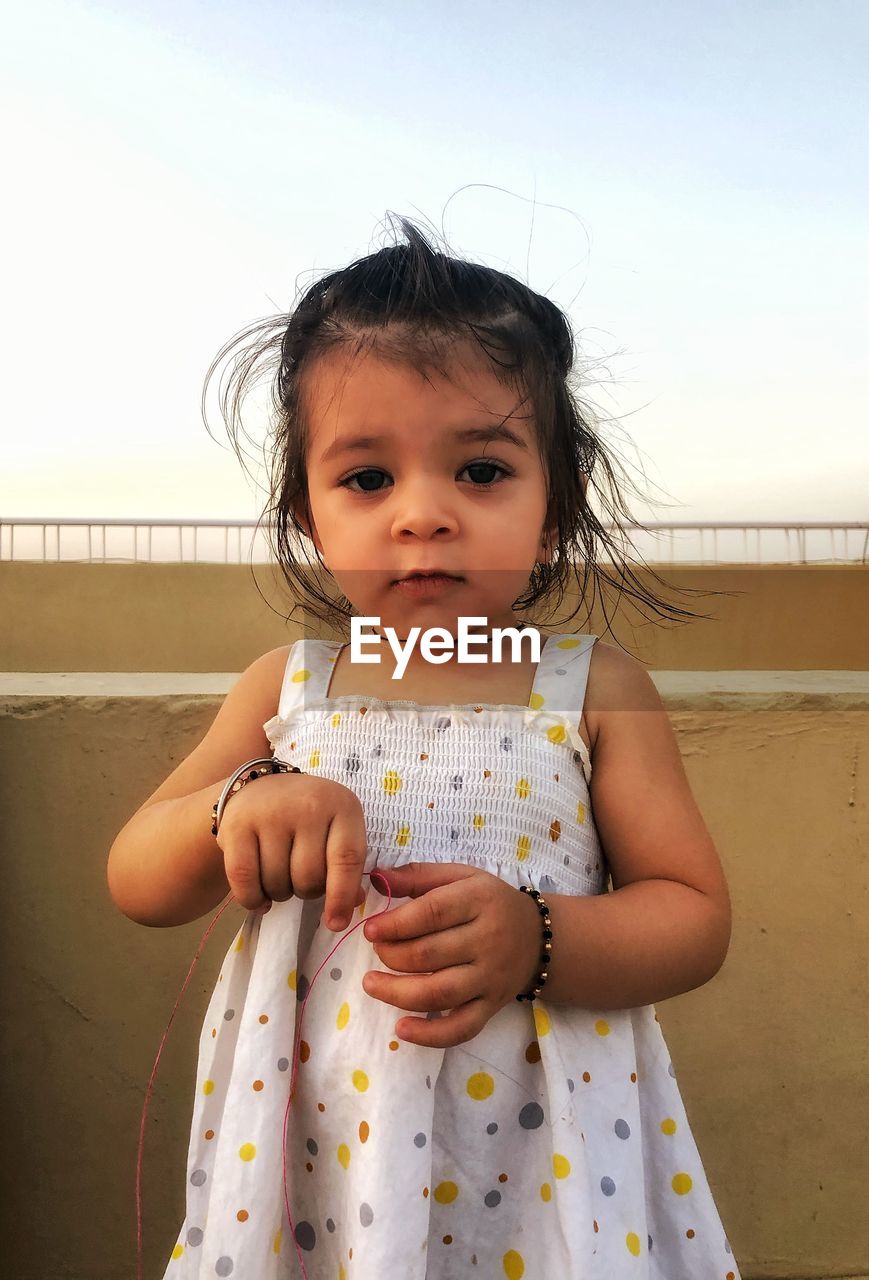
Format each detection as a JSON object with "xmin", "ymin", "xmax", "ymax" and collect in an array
[
  {"xmin": 443, "ymin": 1234, "xmax": 453, "ymax": 1244},
  {"xmin": 593, "ymin": 1220, "xmax": 599, "ymax": 1233},
  {"xmin": 305, "ymin": 1162, "xmax": 313, "ymax": 1172},
  {"xmin": 317, "ymin": 1102, "xmax": 326, "ymax": 1112},
  {"xmin": 211, "ymin": 1028, "xmax": 216, "ymax": 1038},
  {"xmin": 359, "ymin": 1121, "xmax": 370, "ymax": 1143},
  {"xmin": 205, "ymin": 1129, "xmax": 215, "ymax": 1140},
  {"xmin": 389, "ymin": 1040, "xmax": 400, "ymax": 1050},
  {"xmin": 252, "ymin": 1080, "xmax": 264, "ymax": 1092},
  {"xmin": 525, "ymin": 1040, "xmax": 541, "ymax": 1063},
  {"xmin": 582, "ymin": 1071, "xmax": 591, "ymax": 1082},
  {"xmin": 299, "ymin": 1041, "xmax": 311, "ymax": 1063},
  {"xmin": 686, "ymin": 1229, "xmax": 695, "ymax": 1239},
  {"xmin": 630, "ymin": 1072, "xmax": 637, "ymax": 1082},
  {"xmin": 259, "ymin": 1014, "xmax": 269, "ymax": 1024},
  {"xmin": 423, "ymin": 1186, "xmax": 429, "ymax": 1198},
  {"xmin": 498, "ymin": 1173, "xmax": 508, "ymax": 1183}
]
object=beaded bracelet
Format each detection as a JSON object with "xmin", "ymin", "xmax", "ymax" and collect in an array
[
  {"xmin": 515, "ymin": 885, "xmax": 554, "ymax": 1002},
  {"xmin": 211, "ymin": 757, "xmax": 304, "ymax": 837}
]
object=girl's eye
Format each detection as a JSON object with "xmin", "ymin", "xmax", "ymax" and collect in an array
[{"xmin": 339, "ymin": 461, "xmax": 511, "ymax": 493}]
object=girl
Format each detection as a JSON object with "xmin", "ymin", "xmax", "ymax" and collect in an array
[{"xmin": 108, "ymin": 215, "xmax": 741, "ymax": 1279}]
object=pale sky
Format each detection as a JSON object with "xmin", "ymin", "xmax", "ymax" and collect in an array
[{"xmin": 1, "ymin": 0, "xmax": 867, "ymax": 524}]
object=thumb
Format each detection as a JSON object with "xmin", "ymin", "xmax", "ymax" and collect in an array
[{"xmin": 369, "ymin": 862, "xmax": 477, "ymax": 898}]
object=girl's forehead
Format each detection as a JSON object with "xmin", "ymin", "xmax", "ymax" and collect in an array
[{"xmin": 303, "ymin": 346, "xmax": 532, "ymax": 444}]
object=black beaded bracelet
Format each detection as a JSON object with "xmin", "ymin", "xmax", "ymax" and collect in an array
[
  {"xmin": 515, "ymin": 885, "xmax": 554, "ymax": 1002},
  {"xmin": 211, "ymin": 758, "xmax": 303, "ymax": 837}
]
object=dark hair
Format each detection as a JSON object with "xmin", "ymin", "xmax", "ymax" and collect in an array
[{"xmin": 203, "ymin": 211, "xmax": 734, "ymax": 642}]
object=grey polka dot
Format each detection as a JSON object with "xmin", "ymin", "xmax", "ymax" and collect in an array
[
  {"xmin": 567, "ymin": 1078, "xmax": 575, "ymax": 1093},
  {"xmin": 345, "ymin": 754, "xmax": 361, "ymax": 773},
  {"xmin": 223, "ymin": 1009, "xmax": 235, "ymax": 1021},
  {"xmin": 451, "ymin": 774, "xmax": 463, "ymax": 790},
  {"xmin": 277, "ymin": 1057, "xmax": 290, "ymax": 1072},
  {"xmin": 371, "ymin": 743, "xmax": 383, "ymax": 756},
  {"xmin": 326, "ymin": 1218, "xmax": 335, "ymax": 1233},
  {"xmin": 425, "ymin": 1074, "xmax": 432, "ymax": 1089},
  {"xmin": 563, "ymin": 856, "xmax": 570, "ymax": 866},
  {"xmin": 449, "ymin": 829, "xmax": 459, "ymax": 842},
  {"xmin": 329, "ymin": 967, "xmax": 342, "ymax": 980},
  {"xmin": 486, "ymin": 1122, "xmax": 498, "ymax": 1134},
  {"xmin": 294, "ymin": 1221, "xmax": 316, "ymax": 1251},
  {"xmin": 614, "ymin": 1118, "xmax": 631, "ymax": 1139},
  {"xmin": 186, "ymin": 1227, "xmax": 203, "ymax": 1247},
  {"xmin": 306, "ymin": 1138, "xmax": 318, "ymax": 1156},
  {"xmin": 435, "ymin": 717, "xmax": 451, "ymax": 731},
  {"xmin": 555, "ymin": 667, "xmax": 567, "ymax": 675},
  {"xmin": 190, "ymin": 1168, "xmax": 207, "ymax": 1187},
  {"xmin": 360, "ymin": 1202, "xmax": 374, "ymax": 1227},
  {"xmin": 413, "ymin": 1132, "xmax": 427, "ymax": 1147},
  {"xmin": 585, "ymin": 863, "xmax": 592, "ymax": 875},
  {"xmin": 296, "ymin": 974, "xmax": 310, "ymax": 1002},
  {"xmin": 518, "ymin": 1101, "xmax": 544, "ymax": 1129},
  {"xmin": 500, "ymin": 735, "xmax": 513, "ymax": 752},
  {"xmin": 648, "ymin": 1234, "xmax": 654, "ymax": 1252},
  {"xmin": 668, "ymin": 1061, "xmax": 676, "ymax": 1078},
  {"xmin": 484, "ymin": 1190, "xmax": 501, "ymax": 1207},
  {"xmin": 725, "ymin": 1239, "xmax": 731, "ymax": 1255},
  {"xmin": 215, "ymin": 1258, "xmax": 234, "ymax": 1276},
  {"xmin": 540, "ymin": 875, "xmax": 557, "ymax": 893},
  {"xmin": 601, "ymin": 1176, "xmax": 616, "ymax": 1196}
]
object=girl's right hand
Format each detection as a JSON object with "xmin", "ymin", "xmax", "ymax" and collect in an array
[{"xmin": 214, "ymin": 771, "xmax": 368, "ymax": 931}]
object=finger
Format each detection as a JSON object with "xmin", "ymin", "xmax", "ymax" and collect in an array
[
  {"xmin": 396, "ymin": 1000, "xmax": 487, "ymax": 1049},
  {"xmin": 374, "ymin": 919, "xmax": 475, "ymax": 974},
  {"xmin": 287, "ymin": 817, "xmax": 331, "ymax": 900},
  {"xmin": 258, "ymin": 829, "xmax": 295, "ymax": 903},
  {"xmin": 362, "ymin": 965, "xmax": 477, "ymax": 1013},
  {"xmin": 364, "ymin": 881, "xmax": 476, "ymax": 945},
  {"xmin": 221, "ymin": 828, "xmax": 268, "ymax": 912},
  {"xmin": 323, "ymin": 810, "xmax": 368, "ymax": 931}
]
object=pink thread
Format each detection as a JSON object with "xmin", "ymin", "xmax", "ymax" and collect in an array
[{"xmin": 136, "ymin": 870, "xmax": 394, "ymax": 1280}]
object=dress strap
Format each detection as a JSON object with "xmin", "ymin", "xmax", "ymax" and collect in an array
[
  {"xmin": 528, "ymin": 633, "xmax": 598, "ymax": 721},
  {"xmin": 276, "ymin": 638, "xmax": 343, "ymax": 719}
]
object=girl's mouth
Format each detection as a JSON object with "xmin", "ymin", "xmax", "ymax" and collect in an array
[{"xmin": 393, "ymin": 573, "xmax": 463, "ymax": 597}]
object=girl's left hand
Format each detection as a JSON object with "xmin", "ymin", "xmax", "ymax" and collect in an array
[{"xmin": 361, "ymin": 863, "xmax": 543, "ymax": 1048}]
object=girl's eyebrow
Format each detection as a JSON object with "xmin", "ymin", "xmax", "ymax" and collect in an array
[{"xmin": 318, "ymin": 423, "xmax": 528, "ymax": 464}]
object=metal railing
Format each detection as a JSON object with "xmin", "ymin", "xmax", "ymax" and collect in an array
[{"xmin": 1, "ymin": 518, "xmax": 867, "ymax": 565}]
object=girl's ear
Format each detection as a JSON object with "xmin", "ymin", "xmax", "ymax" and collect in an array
[{"xmin": 292, "ymin": 499, "xmax": 326, "ymax": 560}]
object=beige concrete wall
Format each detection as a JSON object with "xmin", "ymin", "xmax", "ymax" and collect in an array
[
  {"xmin": 2, "ymin": 562, "xmax": 867, "ymax": 671},
  {"xmin": 1, "ymin": 673, "xmax": 867, "ymax": 1279}
]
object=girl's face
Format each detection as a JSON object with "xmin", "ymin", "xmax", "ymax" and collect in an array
[{"xmin": 298, "ymin": 345, "xmax": 552, "ymax": 635}]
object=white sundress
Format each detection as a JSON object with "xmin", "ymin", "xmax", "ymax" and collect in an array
[{"xmin": 163, "ymin": 632, "xmax": 741, "ymax": 1280}]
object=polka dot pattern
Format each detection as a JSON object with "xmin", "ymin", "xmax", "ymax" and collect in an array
[{"xmin": 163, "ymin": 634, "xmax": 742, "ymax": 1279}]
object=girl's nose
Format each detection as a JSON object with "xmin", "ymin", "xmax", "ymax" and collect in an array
[{"xmin": 390, "ymin": 481, "xmax": 459, "ymax": 542}]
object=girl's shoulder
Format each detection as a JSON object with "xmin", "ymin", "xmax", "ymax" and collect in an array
[{"xmin": 583, "ymin": 640, "xmax": 662, "ymax": 751}]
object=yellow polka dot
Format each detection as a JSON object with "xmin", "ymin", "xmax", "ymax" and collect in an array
[
  {"xmin": 233, "ymin": 931, "xmax": 245, "ymax": 952},
  {"xmin": 239, "ymin": 1143, "xmax": 256, "ymax": 1161},
  {"xmin": 291, "ymin": 668, "xmax": 312, "ymax": 682},
  {"xmin": 272, "ymin": 1231, "xmax": 281, "ymax": 1254},
  {"xmin": 473, "ymin": 814, "xmax": 485, "ymax": 830},
  {"xmin": 595, "ymin": 1019, "xmax": 610, "ymax": 1036},
  {"xmin": 338, "ymin": 1266, "xmax": 346, "ymax": 1280},
  {"xmin": 433, "ymin": 1180, "xmax": 459, "ymax": 1204},
  {"xmin": 626, "ymin": 1232, "xmax": 642, "ymax": 1256},
  {"xmin": 309, "ymin": 749, "xmax": 320, "ymax": 768},
  {"xmin": 352, "ymin": 1069, "xmax": 369, "ymax": 1092},
  {"xmin": 556, "ymin": 636, "xmax": 582, "ymax": 649},
  {"xmin": 515, "ymin": 777, "xmax": 531, "ymax": 799},
  {"xmin": 330, "ymin": 712, "xmax": 342, "ymax": 727},
  {"xmin": 533, "ymin": 1004, "xmax": 551, "ymax": 1037},
  {"xmin": 202, "ymin": 1079, "xmax": 215, "ymax": 1096},
  {"xmin": 288, "ymin": 969, "xmax": 297, "ymax": 990},
  {"xmin": 529, "ymin": 692, "xmax": 545, "ymax": 710},
  {"xmin": 672, "ymin": 1172, "xmax": 693, "ymax": 1195},
  {"xmin": 171, "ymin": 1244, "xmax": 184, "ymax": 1259},
  {"xmin": 337, "ymin": 1143, "xmax": 350, "ymax": 1169},
  {"xmin": 336, "ymin": 1002, "xmax": 350, "ymax": 1030},
  {"xmin": 552, "ymin": 1153, "xmax": 571, "ymax": 1179},
  {"xmin": 540, "ymin": 1182, "xmax": 552, "ymax": 1202},
  {"xmin": 503, "ymin": 1250, "xmax": 525, "ymax": 1278},
  {"xmin": 546, "ymin": 724, "xmax": 567, "ymax": 744},
  {"xmin": 661, "ymin": 1117, "xmax": 677, "ymax": 1135},
  {"xmin": 383, "ymin": 770, "xmax": 402, "ymax": 794},
  {"xmin": 466, "ymin": 1071, "xmax": 495, "ymax": 1100},
  {"xmin": 396, "ymin": 824, "xmax": 411, "ymax": 847},
  {"xmin": 576, "ymin": 800, "xmax": 586, "ymax": 824},
  {"xmin": 516, "ymin": 834, "xmax": 531, "ymax": 861}
]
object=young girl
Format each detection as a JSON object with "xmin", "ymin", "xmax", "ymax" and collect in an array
[{"xmin": 108, "ymin": 215, "xmax": 741, "ymax": 1279}]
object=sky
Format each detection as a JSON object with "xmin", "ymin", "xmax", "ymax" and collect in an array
[{"xmin": 1, "ymin": 0, "xmax": 867, "ymax": 527}]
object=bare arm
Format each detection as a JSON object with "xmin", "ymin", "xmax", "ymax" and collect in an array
[
  {"xmin": 540, "ymin": 644, "xmax": 733, "ymax": 1008},
  {"xmin": 106, "ymin": 646, "xmax": 291, "ymax": 927}
]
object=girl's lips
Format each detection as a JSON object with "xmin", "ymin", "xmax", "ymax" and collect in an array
[{"xmin": 393, "ymin": 574, "xmax": 463, "ymax": 597}]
